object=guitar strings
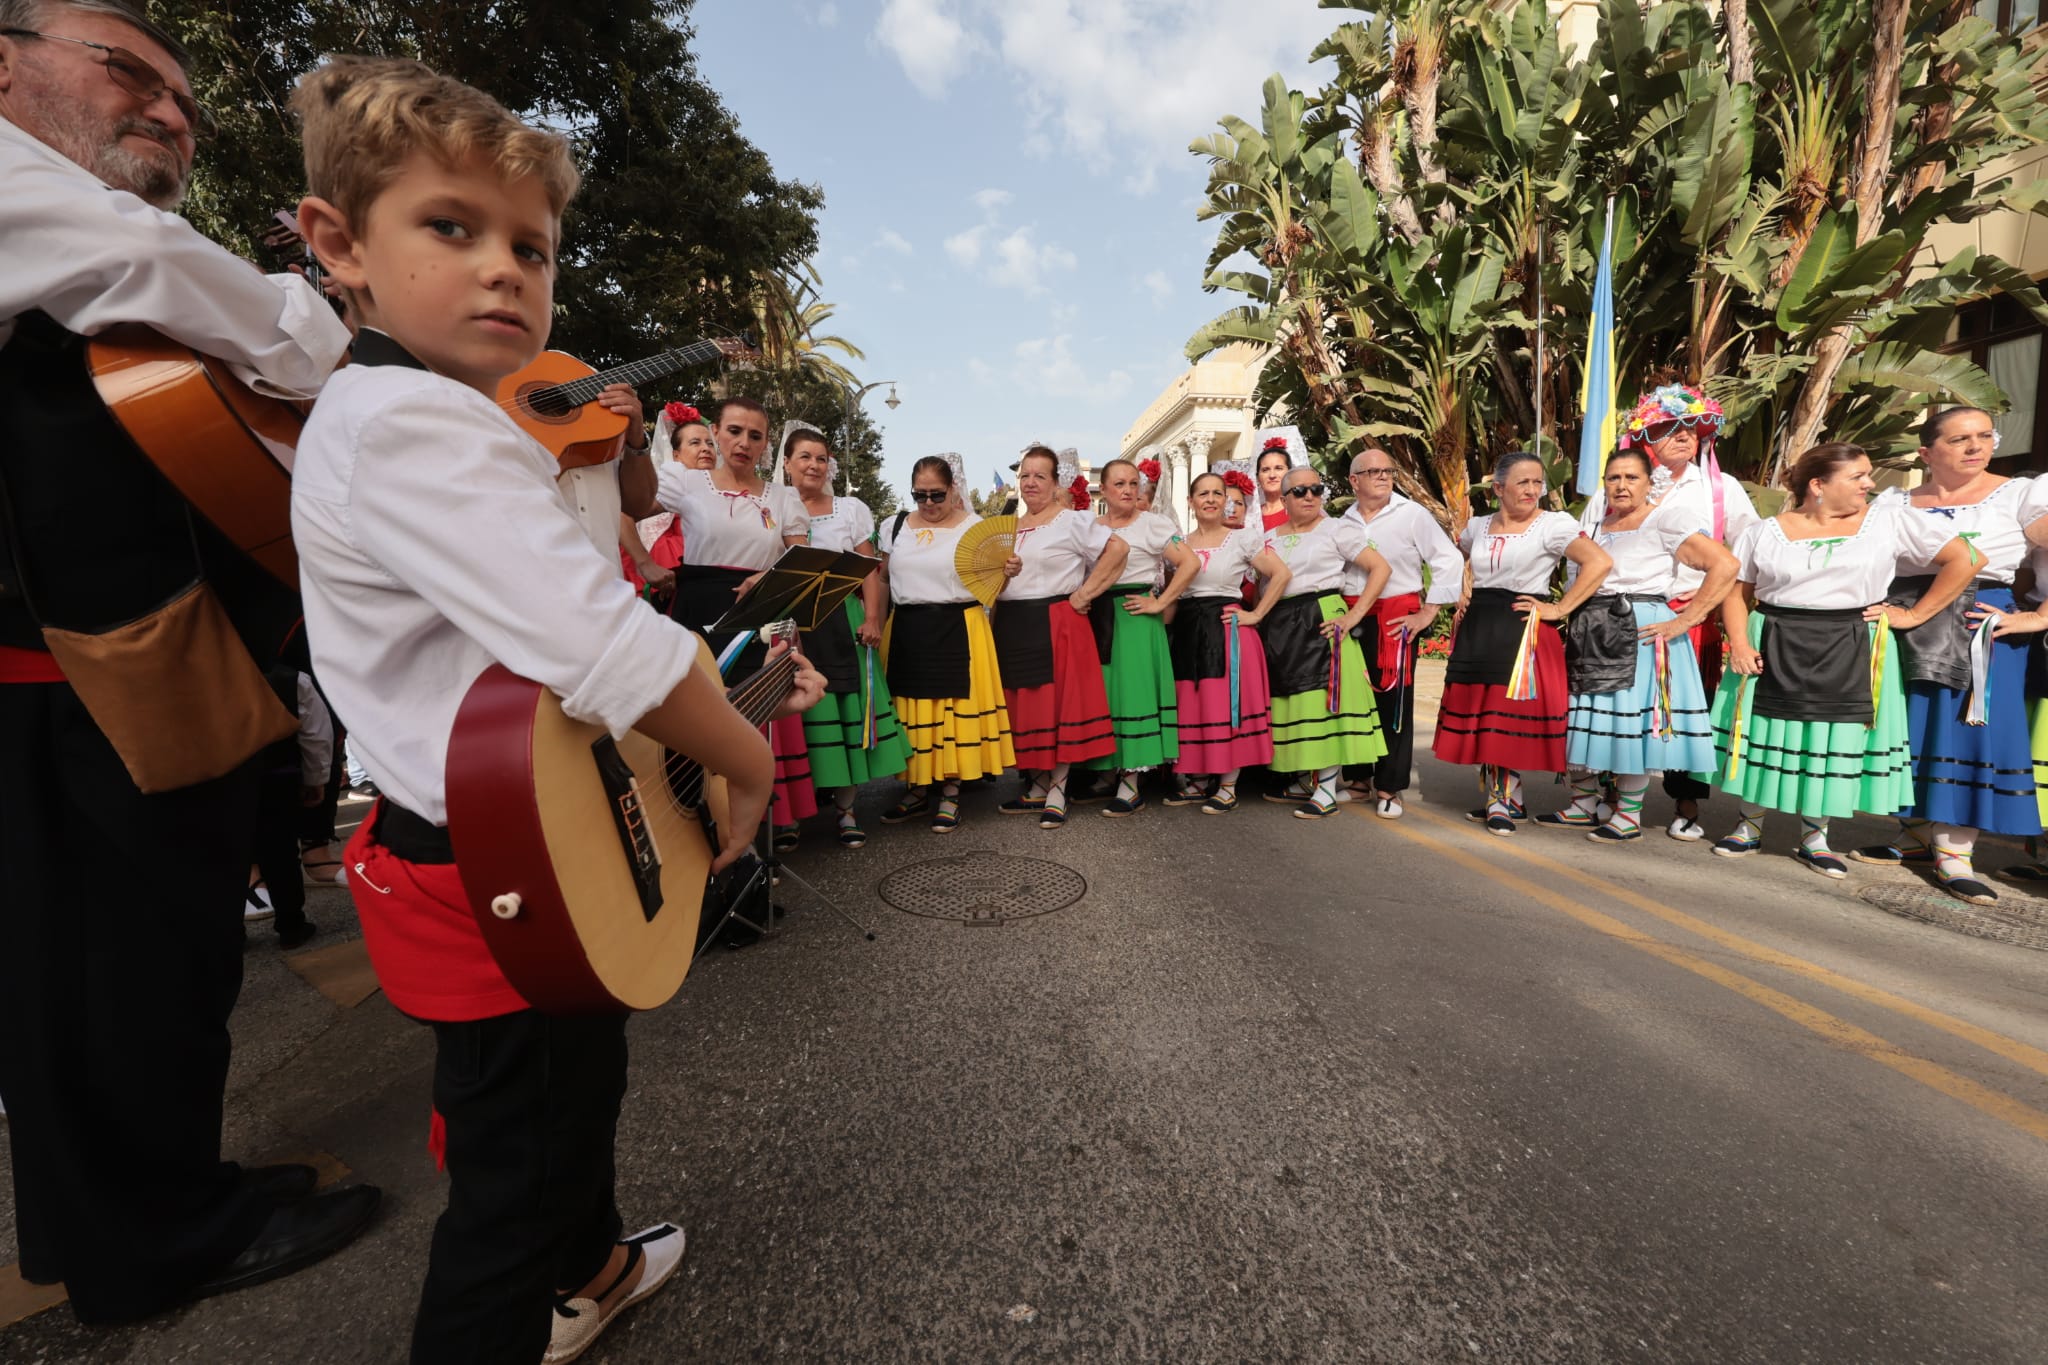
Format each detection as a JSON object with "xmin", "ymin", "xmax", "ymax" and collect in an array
[{"xmin": 486, "ymin": 333, "xmax": 747, "ymax": 418}]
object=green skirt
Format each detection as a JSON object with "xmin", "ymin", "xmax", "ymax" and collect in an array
[
  {"xmin": 2030, "ymin": 697, "xmax": 2048, "ymax": 824},
  {"xmin": 801, "ymin": 600, "xmax": 912, "ymax": 788},
  {"xmin": 1083, "ymin": 588, "xmax": 1179, "ymax": 772},
  {"xmin": 1269, "ymin": 594, "xmax": 1388, "ymax": 771},
  {"xmin": 1708, "ymin": 614, "xmax": 1912, "ymax": 819}
]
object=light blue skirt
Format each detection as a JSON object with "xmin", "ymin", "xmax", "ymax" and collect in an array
[{"xmin": 1565, "ymin": 600, "xmax": 1717, "ymax": 776}]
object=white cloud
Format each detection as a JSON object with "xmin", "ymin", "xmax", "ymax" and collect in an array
[
  {"xmin": 875, "ymin": 0, "xmax": 979, "ymax": 98},
  {"xmin": 876, "ymin": 228, "xmax": 914, "ymax": 256},
  {"xmin": 1050, "ymin": 300, "xmax": 1081, "ymax": 324},
  {"xmin": 877, "ymin": 0, "xmax": 1332, "ymax": 191},
  {"xmin": 814, "ymin": 1, "xmax": 840, "ymax": 26},
  {"xmin": 972, "ymin": 187, "xmax": 1014, "ymax": 215},
  {"xmin": 943, "ymin": 224, "xmax": 987, "ymax": 267},
  {"xmin": 1010, "ymin": 335, "xmax": 1131, "ymax": 403},
  {"xmin": 987, "ymin": 227, "xmax": 1076, "ymax": 294},
  {"xmin": 1141, "ymin": 269, "xmax": 1173, "ymax": 305}
]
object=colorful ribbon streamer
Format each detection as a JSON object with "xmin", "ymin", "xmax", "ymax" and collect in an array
[
  {"xmin": 1326, "ymin": 625, "xmax": 1343, "ymax": 715},
  {"xmin": 1650, "ymin": 633, "xmax": 1675, "ymax": 740},
  {"xmin": 1390, "ymin": 626, "xmax": 1410, "ymax": 735},
  {"xmin": 1868, "ymin": 616, "xmax": 1891, "ymax": 729},
  {"xmin": 1504, "ymin": 609, "xmax": 1542, "ymax": 702},
  {"xmin": 1965, "ymin": 613, "xmax": 1997, "ymax": 727},
  {"xmin": 1725, "ymin": 673, "xmax": 1753, "ymax": 781},
  {"xmin": 715, "ymin": 629, "xmax": 757, "ymax": 678},
  {"xmin": 860, "ymin": 643, "xmax": 879, "ymax": 750},
  {"xmin": 1227, "ymin": 617, "xmax": 1243, "ymax": 730}
]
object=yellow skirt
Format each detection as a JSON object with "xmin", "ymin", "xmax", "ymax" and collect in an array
[{"xmin": 881, "ymin": 606, "xmax": 1015, "ymax": 785}]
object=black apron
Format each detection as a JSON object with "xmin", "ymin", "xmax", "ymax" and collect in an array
[
  {"xmin": 1753, "ymin": 603, "xmax": 1872, "ymax": 725},
  {"xmin": 669, "ymin": 564, "xmax": 763, "ymax": 675},
  {"xmin": 1087, "ymin": 586, "xmax": 1148, "ymax": 665},
  {"xmin": 1262, "ymin": 592, "xmax": 1340, "ymax": 696},
  {"xmin": 1885, "ymin": 574, "xmax": 1986, "ymax": 692},
  {"xmin": 1445, "ymin": 587, "xmax": 1525, "ymax": 687},
  {"xmin": 1564, "ymin": 593, "xmax": 1662, "ymax": 696},
  {"xmin": 886, "ymin": 603, "xmax": 972, "ymax": 699},
  {"xmin": 1169, "ymin": 597, "xmax": 1232, "ymax": 683},
  {"xmin": 990, "ymin": 594, "xmax": 1056, "ymax": 689},
  {"xmin": 799, "ymin": 602, "xmax": 860, "ymax": 695}
]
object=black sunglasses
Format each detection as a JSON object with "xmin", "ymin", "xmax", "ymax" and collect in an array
[
  {"xmin": 1285, "ymin": 483, "xmax": 1328, "ymax": 498},
  {"xmin": 909, "ymin": 488, "xmax": 951, "ymax": 504},
  {"xmin": 1, "ymin": 30, "xmax": 215, "ymax": 138}
]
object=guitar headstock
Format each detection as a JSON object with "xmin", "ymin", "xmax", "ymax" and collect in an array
[
  {"xmin": 762, "ymin": 619, "xmax": 800, "ymax": 652},
  {"xmin": 712, "ymin": 335, "xmax": 762, "ymax": 368}
]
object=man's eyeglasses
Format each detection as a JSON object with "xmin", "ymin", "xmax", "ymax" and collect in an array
[
  {"xmin": 909, "ymin": 489, "xmax": 951, "ymax": 505},
  {"xmin": 1352, "ymin": 468, "xmax": 1395, "ymax": 480},
  {"xmin": 1285, "ymin": 483, "xmax": 1328, "ymax": 498},
  {"xmin": 0, "ymin": 30, "xmax": 215, "ymax": 138}
]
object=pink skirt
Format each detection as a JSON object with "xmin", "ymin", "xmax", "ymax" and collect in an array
[{"xmin": 1173, "ymin": 624, "xmax": 1274, "ymax": 774}]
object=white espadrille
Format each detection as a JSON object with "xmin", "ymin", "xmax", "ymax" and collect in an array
[{"xmin": 544, "ymin": 1221, "xmax": 686, "ymax": 1364}]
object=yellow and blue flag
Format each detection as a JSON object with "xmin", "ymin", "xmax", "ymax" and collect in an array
[{"xmin": 1576, "ymin": 197, "xmax": 1618, "ymax": 498}]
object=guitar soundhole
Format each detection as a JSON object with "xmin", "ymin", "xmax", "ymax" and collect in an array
[
  {"xmin": 591, "ymin": 736, "xmax": 664, "ymax": 922},
  {"xmin": 519, "ymin": 381, "xmax": 578, "ymax": 424}
]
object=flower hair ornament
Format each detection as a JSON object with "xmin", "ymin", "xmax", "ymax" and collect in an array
[
  {"xmin": 652, "ymin": 401, "xmax": 707, "ymax": 464},
  {"xmin": 1069, "ymin": 475, "xmax": 1092, "ymax": 511},
  {"xmin": 1618, "ymin": 383, "xmax": 1729, "ymax": 537},
  {"xmin": 1137, "ymin": 457, "xmax": 1163, "ymax": 487},
  {"xmin": 665, "ymin": 401, "xmax": 701, "ymax": 426},
  {"xmin": 1220, "ymin": 467, "xmax": 1257, "ymax": 500}
]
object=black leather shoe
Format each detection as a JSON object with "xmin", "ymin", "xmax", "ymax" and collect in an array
[
  {"xmin": 192, "ymin": 1184, "xmax": 381, "ymax": 1300},
  {"xmin": 246, "ymin": 1162, "xmax": 320, "ymax": 1204}
]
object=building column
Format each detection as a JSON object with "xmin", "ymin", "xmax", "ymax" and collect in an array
[
  {"xmin": 1182, "ymin": 431, "xmax": 1214, "ymax": 514},
  {"xmin": 1166, "ymin": 442, "xmax": 1190, "ymax": 522}
]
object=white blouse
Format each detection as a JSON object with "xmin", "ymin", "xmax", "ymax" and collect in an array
[
  {"xmin": 1461, "ymin": 511, "xmax": 1582, "ymax": 593},
  {"xmin": 2019, "ymin": 479, "xmax": 2048, "ymax": 605},
  {"xmin": 1580, "ymin": 463, "xmax": 1757, "ymax": 597},
  {"xmin": 1003, "ymin": 509, "xmax": 1113, "ymax": 600},
  {"xmin": 802, "ymin": 495, "xmax": 877, "ymax": 554},
  {"xmin": 1579, "ymin": 515, "xmax": 1695, "ymax": 597},
  {"xmin": 1182, "ymin": 529, "xmax": 1265, "ymax": 599},
  {"xmin": 1262, "ymin": 516, "xmax": 1373, "ymax": 595},
  {"xmin": 1099, "ymin": 511, "xmax": 1180, "ymax": 584},
  {"xmin": 880, "ymin": 513, "xmax": 981, "ymax": 605},
  {"xmin": 656, "ymin": 467, "xmax": 809, "ymax": 570},
  {"xmin": 1878, "ymin": 481, "xmax": 2030, "ymax": 584},
  {"xmin": 1732, "ymin": 502, "xmax": 1958, "ymax": 609},
  {"xmin": 1340, "ymin": 495, "xmax": 1464, "ymax": 602}
]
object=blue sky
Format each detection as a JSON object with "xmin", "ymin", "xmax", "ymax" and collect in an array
[{"xmin": 688, "ymin": 0, "xmax": 1335, "ymax": 501}]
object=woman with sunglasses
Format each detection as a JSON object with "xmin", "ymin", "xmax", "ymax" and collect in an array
[
  {"xmin": 1543, "ymin": 450, "xmax": 1735, "ymax": 841},
  {"xmin": 1259, "ymin": 466, "xmax": 1394, "ymax": 817},
  {"xmin": 1436, "ymin": 451, "xmax": 1613, "ymax": 835},
  {"xmin": 783, "ymin": 424, "xmax": 912, "ymax": 847},
  {"xmin": 995, "ymin": 445, "xmax": 1128, "ymax": 828},
  {"xmin": 1582, "ymin": 385, "xmax": 1759, "ymax": 840},
  {"xmin": 1168, "ymin": 471, "xmax": 1290, "ymax": 812},
  {"xmin": 877, "ymin": 455, "xmax": 1017, "ymax": 832},
  {"xmin": 1087, "ymin": 458, "xmax": 1200, "ymax": 816},
  {"xmin": 1842, "ymin": 408, "xmax": 2046, "ymax": 902}
]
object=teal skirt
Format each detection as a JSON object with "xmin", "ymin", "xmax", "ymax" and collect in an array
[
  {"xmin": 1709, "ymin": 614, "xmax": 1913, "ymax": 819},
  {"xmin": 801, "ymin": 599, "xmax": 912, "ymax": 788}
]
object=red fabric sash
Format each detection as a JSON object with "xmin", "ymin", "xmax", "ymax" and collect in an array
[{"xmin": 1348, "ymin": 591, "xmax": 1423, "ymax": 686}]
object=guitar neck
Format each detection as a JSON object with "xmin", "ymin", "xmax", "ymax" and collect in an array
[
  {"xmin": 541, "ymin": 340, "xmax": 727, "ymax": 413},
  {"xmin": 669, "ymin": 650, "xmax": 799, "ymax": 807}
]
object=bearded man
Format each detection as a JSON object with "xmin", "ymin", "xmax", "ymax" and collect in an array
[{"xmin": 0, "ymin": 0, "xmax": 377, "ymax": 1325}]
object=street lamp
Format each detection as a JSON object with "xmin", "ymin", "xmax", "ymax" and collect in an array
[{"xmin": 841, "ymin": 379, "xmax": 900, "ymax": 494}]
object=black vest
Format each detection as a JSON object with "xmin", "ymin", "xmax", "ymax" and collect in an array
[{"xmin": 0, "ymin": 311, "xmax": 301, "ymax": 662}]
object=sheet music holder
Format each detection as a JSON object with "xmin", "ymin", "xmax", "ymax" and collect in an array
[{"xmin": 710, "ymin": 546, "xmax": 873, "ymax": 634}]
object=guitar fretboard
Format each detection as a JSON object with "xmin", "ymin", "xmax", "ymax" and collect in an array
[
  {"xmin": 671, "ymin": 645, "xmax": 800, "ymax": 808},
  {"xmin": 530, "ymin": 340, "xmax": 727, "ymax": 415}
]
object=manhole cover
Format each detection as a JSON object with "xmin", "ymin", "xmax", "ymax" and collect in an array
[
  {"xmin": 1857, "ymin": 883, "xmax": 2048, "ymax": 952},
  {"xmin": 876, "ymin": 851, "xmax": 1087, "ymax": 925}
]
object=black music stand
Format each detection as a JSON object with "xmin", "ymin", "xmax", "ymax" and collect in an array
[{"xmin": 693, "ymin": 549, "xmax": 880, "ymax": 955}]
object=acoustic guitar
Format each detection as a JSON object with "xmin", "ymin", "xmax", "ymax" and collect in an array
[
  {"xmin": 444, "ymin": 623, "xmax": 800, "ymax": 1014},
  {"xmin": 499, "ymin": 337, "xmax": 753, "ymax": 470}
]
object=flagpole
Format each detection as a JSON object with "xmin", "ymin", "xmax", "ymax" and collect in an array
[{"xmin": 1533, "ymin": 212, "xmax": 1544, "ymax": 456}]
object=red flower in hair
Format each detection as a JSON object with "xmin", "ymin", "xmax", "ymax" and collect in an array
[
  {"xmin": 664, "ymin": 401, "xmax": 702, "ymax": 425},
  {"xmin": 1137, "ymin": 458, "xmax": 1162, "ymax": 484},
  {"xmin": 1261, "ymin": 436, "xmax": 1289, "ymax": 453},
  {"xmin": 1068, "ymin": 475, "xmax": 1091, "ymax": 509},
  {"xmin": 1221, "ymin": 469, "xmax": 1256, "ymax": 499}
]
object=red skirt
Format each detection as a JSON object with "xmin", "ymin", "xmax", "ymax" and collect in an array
[
  {"xmin": 771, "ymin": 712, "xmax": 818, "ymax": 824},
  {"xmin": 1005, "ymin": 604, "xmax": 1114, "ymax": 767},
  {"xmin": 1431, "ymin": 623, "xmax": 1569, "ymax": 771}
]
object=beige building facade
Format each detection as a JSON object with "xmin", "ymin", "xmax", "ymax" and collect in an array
[{"xmin": 1117, "ymin": 342, "xmax": 1273, "ymax": 515}]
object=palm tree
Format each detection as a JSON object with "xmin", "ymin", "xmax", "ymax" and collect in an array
[{"xmin": 744, "ymin": 260, "xmax": 866, "ymax": 415}]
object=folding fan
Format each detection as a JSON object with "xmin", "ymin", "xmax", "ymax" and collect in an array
[{"xmin": 953, "ymin": 515, "xmax": 1018, "ymax": 610}]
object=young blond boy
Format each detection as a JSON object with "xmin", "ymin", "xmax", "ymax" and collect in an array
[{"xmin": 287, "ymin": 56, "xmax": 818, "ymax": 1363}]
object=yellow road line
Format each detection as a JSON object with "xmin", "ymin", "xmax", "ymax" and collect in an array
[
  {"xmin": 1369, "ymin": 811, "xmax": 2048, "ymax": 1144},
  {"xmin": 1401, "ymin": 803, "xmax": 2048, "ymax": 1082}
]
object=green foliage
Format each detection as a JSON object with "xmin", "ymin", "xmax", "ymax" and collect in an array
[
  {"xmin": 1192, "ymin": 0, "xmax": 2048, "ymax": 528},
  {"xmin": 157, "ymin": 0, "xmax": 823, "ymax": 368}
]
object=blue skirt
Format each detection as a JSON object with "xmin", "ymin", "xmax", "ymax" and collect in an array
[
  {"xmin": 1565, "ymin": 600, "xmax": 1717, "ymax": 776},
  {"xmin": 1901, "ymin": 586, "xmax": 2043, "ymax": 835}
]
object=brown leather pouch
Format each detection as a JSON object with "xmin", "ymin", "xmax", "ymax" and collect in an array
[{"xmin": 41, "ymin": 579, "xmax": 296, "ymax": 793}]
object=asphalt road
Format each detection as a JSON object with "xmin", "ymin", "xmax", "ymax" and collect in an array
[{"xmin": 5, "ymin": 663, "xmax": 2047, "ymax": 1363}]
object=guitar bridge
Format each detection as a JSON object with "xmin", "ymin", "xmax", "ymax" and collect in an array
[{"xmin": 590, "ymin": 736, "xmax": 663, "ymax": 922}]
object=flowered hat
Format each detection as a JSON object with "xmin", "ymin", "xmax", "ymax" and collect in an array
[{"xmin": 1619, "ymin": 384, "xmax": 1724, "ymax": 449}]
